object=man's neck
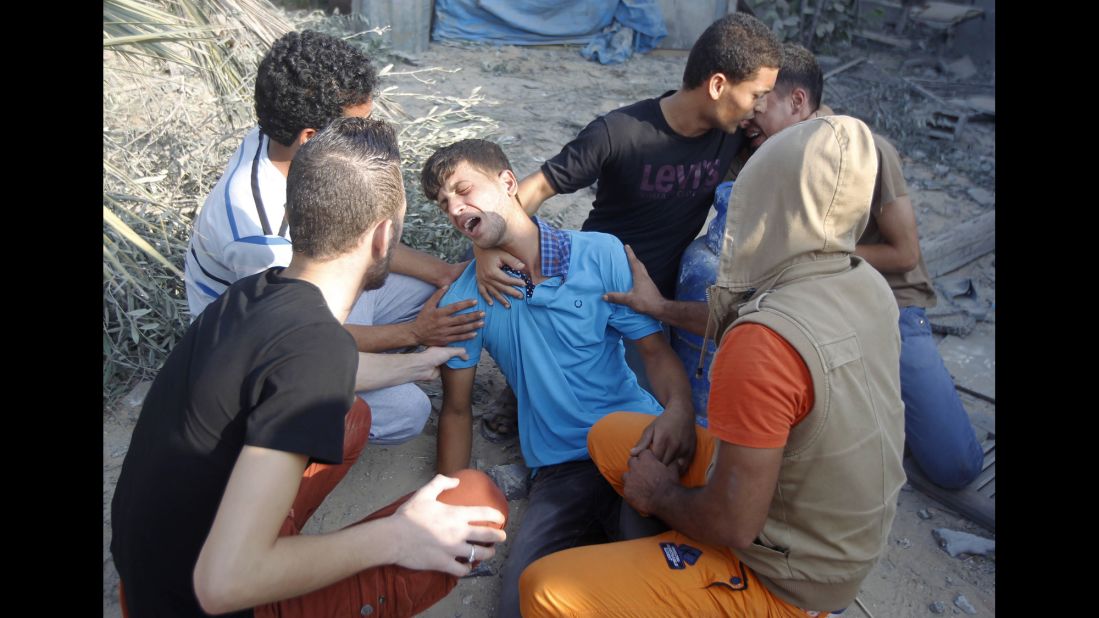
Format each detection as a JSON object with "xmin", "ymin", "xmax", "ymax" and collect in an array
[
  {"xmin": 498, "ymin": 214, "xmax": 545, "ymax": 283},
  {"xmin": 280, "ymin": 255, "xmax": 365, "ymax": 323},
  {"xmin": 267, "ymin": 138, "xmax": 298, "ymax": 178},
  {"xmin": 659, "ymin": 89, "xmax": 713, "ymax": 138}
]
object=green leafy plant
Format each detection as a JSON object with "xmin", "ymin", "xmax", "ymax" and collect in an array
[
  {"xmin": 745, "ymin": 0, "xmax": 858, "ymax": 48},
  {"xmin": 103, "ymin": 1, "xmax": 497, "ymax": 409}
]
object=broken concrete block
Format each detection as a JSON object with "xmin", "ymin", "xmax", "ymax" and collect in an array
[
  {"xmin": 967, "ymin": 187, "xmax": 995, "ymax": 207},
  {"xmin": 932, "ymin": 528, "xmax": 996, "ymax": 558},
  {"xmin": 953, "ymin": 594, "xmax": 978, "ymax": 615},
  {"xmin": 485, "ymin": 463, "xmax": 531, "ymax": 500},
  {"xmin": 943, "ymin": 55, "xmax": 977, "ymax": 80},
  {"xmin": 966, "ymin": 95, "xmax": 995, "ymax": 117},
  {"xmin": 929, "ymin": 600, "xmax": 946, "ymax": 614}
]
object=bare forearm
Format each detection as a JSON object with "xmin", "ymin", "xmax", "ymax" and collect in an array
[
  {"xmin": 651, "ymin": 299, "xmax": 710, "ymax": 338},
  {"xmin": 196, "ymin": 518, "xmax": 401, "ymax": 614},
  {"xmin": 854, "ymin": 242, "xmax": 919, "ymax": 274},
  {"xmin": 437, "ymin": 405, "xmax": 473, "ymax": 475},
  {"xmin": 354, "ymin": 352, "xmax": 432, "ymax": 391},
  {"xmin": 345, "ymin": 322, "xmax": 416, "ymax": 353},
  {"xmin": 517, "ymin": 171, "xmax": 557, "ymax": 216},
  {"xmin": 642, "ymin": 345, "xmax": 693, "ymax": 414},
  {"xmin": 647, "ymin": 482, "xmax": 744, "ymax": 548},
  {"xmin": 391, "ymin": 243, "xmax": 457, "ymax": 287}
]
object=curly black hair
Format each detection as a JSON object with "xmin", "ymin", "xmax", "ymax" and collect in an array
[
  {"xmin": 682, "ymin": 12, "xmax": 783, "ymax": 89},
  {"xmin": 255, "ymin": 30, "xmax": 378, "ymax": 147}
]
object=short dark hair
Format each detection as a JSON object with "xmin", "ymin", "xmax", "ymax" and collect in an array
[
  {"xmin": 420, "ymin": 139, "xmax": 514, "ymax": 203},
  {"xmin": 682, "ymin": 12, "xmax": 783, "ymax": 89},
  {"xmin": 775, "ymin": 43, "xmax": 823, "ymax": 111},
  {"xmin": 255, "ymin": 30, "xmax": 378, "ymax": 147},
  {"xmin": 286, "ymin": 117, "xmax": 404, "ymax": 259}
]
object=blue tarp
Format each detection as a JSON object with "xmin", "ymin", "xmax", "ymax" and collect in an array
[{"xmin": 432, "ymin": 0, "xmax": 667, "ymax": 65}]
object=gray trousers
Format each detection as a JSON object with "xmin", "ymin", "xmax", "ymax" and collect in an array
[{"xmin": 346, "ymin": 273, "xmax": 436, "ymax": 445}]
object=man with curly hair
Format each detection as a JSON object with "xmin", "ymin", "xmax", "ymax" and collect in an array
[
  {"xmin": 184, "ymin": 30, "xmax": 482, "ymax": 448},
  {"xmin": 466, "ymin": 12, "xmax": 783, "ymax": 439}
]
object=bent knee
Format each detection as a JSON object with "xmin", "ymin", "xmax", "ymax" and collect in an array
[
  {"xmin": 363, "ymin": 386, "xmax": 431, "ymax": 445},
  {"xmin": 519, "ymin": 556, "xmax": 564, "ymax": 618},
  {"xmin": 588, "ymin": 411, "xmax": 650, "ymax": 457}
]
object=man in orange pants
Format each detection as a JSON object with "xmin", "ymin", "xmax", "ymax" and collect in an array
[
  {"xmin": 520, "ymin": 116, "xmax": 906, "ymax": 617},
  {"xmin": 111, "ymin": 118, "xmax": 508, "ymax": 618}
]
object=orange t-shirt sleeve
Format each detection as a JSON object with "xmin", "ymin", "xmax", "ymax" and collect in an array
[{"xmin": 706, "ymin": 324, "xmax": 814, "ymax": 448}]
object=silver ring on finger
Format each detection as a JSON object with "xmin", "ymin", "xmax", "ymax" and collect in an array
[{"xmin": 468, "ymin": 543, "xmax": 476, "ymax": 564}]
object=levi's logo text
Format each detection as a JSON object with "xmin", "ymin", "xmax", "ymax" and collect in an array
[
  {"xmin": 639, "ymin": 159, "xmax": 722, "ymax": 198},
  {"xmin": 660, "ymin": 542, "xmax": 702, "ymax": 570}
]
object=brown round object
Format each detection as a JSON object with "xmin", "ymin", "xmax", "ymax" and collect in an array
[
  {"xmin": 436, "ymin": 468, "xmax": 509, "ymax": 530},
  {"xmin": 437, "ymin": 469, "xmax": 510, "ymax": 563}
]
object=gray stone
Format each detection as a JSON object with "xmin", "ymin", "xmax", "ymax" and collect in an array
[
  {"xmin": 897, "ymin": 537, "xmax": 912, "ymax": 549},
  {"xmin": 934, "ymin": 164, "xmax": 950, "ymax": 176},
  {"xmin": 485, "ymin": 463, "xmax": 531, "ymax": 500},
  {"xmin": 933, "ymin": 528, "xmax": 996, "ymax": 558},
  {"xmin": 918, "ymin": 508, "xmax": 933, "ymax": 520},
  {"xmin": 953, "ymin": 594, "xmax": 977, "ymax": 615},
  {"xmin": 929, "ymin": 600, "xmax": 946, "ymax": 614},
  {"xmin": 943, "ymin": 55, "xmax": 978, "ymax": 80},
  {"xmin": 967, "ymin": 187, "xmax": 995, "ymax": 207}
]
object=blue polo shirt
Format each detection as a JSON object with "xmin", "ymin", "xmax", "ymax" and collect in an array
[{"xmin": 443, "ymin": 220, "xmax": 664, "ymax": 469}]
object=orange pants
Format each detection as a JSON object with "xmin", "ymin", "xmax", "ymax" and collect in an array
[
  {"xmin": 121, "ymin": 398, "xmax": 509, "ymax": 618},
  {"xmin": 519, "ymin": 412, "xmax": 832, "ymax": 618}
]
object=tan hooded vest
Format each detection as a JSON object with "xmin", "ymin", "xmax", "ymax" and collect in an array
[{"xmin": 706, "ymin": 116, "xmax": 906, "ymax": 611}]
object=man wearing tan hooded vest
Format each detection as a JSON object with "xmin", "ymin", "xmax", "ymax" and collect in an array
[{"xmin": 517, "ymin": 116, "xmax": 906, "ymax": 617}]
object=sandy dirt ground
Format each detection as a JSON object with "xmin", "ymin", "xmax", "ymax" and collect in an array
[{"xmin": 103, "ymin": 33, "xmax": 995, "ymax": 618}]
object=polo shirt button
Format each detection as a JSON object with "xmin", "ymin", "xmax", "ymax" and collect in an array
[{"xmin": 360, "ymin": 604, "xmax": 373, "ymax": 616}]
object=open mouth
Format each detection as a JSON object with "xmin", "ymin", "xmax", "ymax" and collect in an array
[
  {"xmin": 744, "ymin": 126, "xmax": 762, "ymax": 140},
  {"xmin": 463, "ymin": 216, "xmax": 482, "ymax": 234}
]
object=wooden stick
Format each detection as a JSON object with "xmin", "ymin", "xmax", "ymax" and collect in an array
[
  {"xmin": 824, "ymin": 58, "xmax": 865, "ymax": 80},
  {"xmin": 848, "ymin": 593, "xmax": 874, "ymax": 615}
]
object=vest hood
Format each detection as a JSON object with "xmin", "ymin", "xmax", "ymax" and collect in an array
[{"xmin": 709, "ymin": 115, "xmax": 878, "ymax": 342}]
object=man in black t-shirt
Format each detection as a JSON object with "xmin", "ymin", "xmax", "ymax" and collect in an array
[
  {"xmin": 474, "ymin": 12, "xmax": 781, "ymax": 305},
  {"xmin": 110, "ymin": 117, "xmax": 509, "ymax": 618},
  {"xmin": 468, "ymin": 12, "xmax": 782, "ymax": 431}
]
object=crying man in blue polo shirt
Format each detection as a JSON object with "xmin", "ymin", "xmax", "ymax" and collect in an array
[{"xmin": 420, "ymin": 138, "xmax": 698, "ymax": 618}]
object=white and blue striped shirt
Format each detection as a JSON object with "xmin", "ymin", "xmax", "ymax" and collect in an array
[{"xmin": 184, "ymin": 127, "xmax": 294, "ymax": 319}]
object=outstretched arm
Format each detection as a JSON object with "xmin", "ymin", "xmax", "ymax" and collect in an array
[
  {"xmin": 353, "ymin": 346, "xmax": 467, "ymax": 392},
  {"xmin": 193, "ymin": 446, "xmax": 506, "ymax": 615},
  {"xmin": 603, "ymin": 245, "xmax": 709, "ymax": 337},
  {"xmin": 855, "ymin": 195, "xmax": 922, "ymax": 274},
  {"xmin": 437, "ymin": 366, "xmax": 477, "ymax": 475},
  {"xmin": 629, "ymin": 332, "xmax": 697, "ymax": 475},
  {"xmin": 390, "ymin": 243, "xmax": 466, "ymax": 288},
  {"xmin": 516, "ymin": 170, "xmax": 558, "ymax": 216}
]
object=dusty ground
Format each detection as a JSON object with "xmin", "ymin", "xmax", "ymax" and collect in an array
[{"xmin": 103, "ymin": 31, "xmax": 995, "ymax": 618}]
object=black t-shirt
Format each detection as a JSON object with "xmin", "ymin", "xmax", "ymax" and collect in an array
[
  {"xmin": 541, "ymin": 91, "xmax": 744, "ymax": 298},
  {"xmin": 110, "ymin": 268, "xmax": 357, "ymax": 617}
]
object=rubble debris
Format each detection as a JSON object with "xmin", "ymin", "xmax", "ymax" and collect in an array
[
  {"xmin": 484, "ymin": 462, "xmax": 531, "ymax": 500},
  {"xmin": 953, "ymin": 594, "xmax": 978, "ymax": 615},
  {"xmin": 932, "ymin": 528, "xmax": 995, "ymax": 558}
]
